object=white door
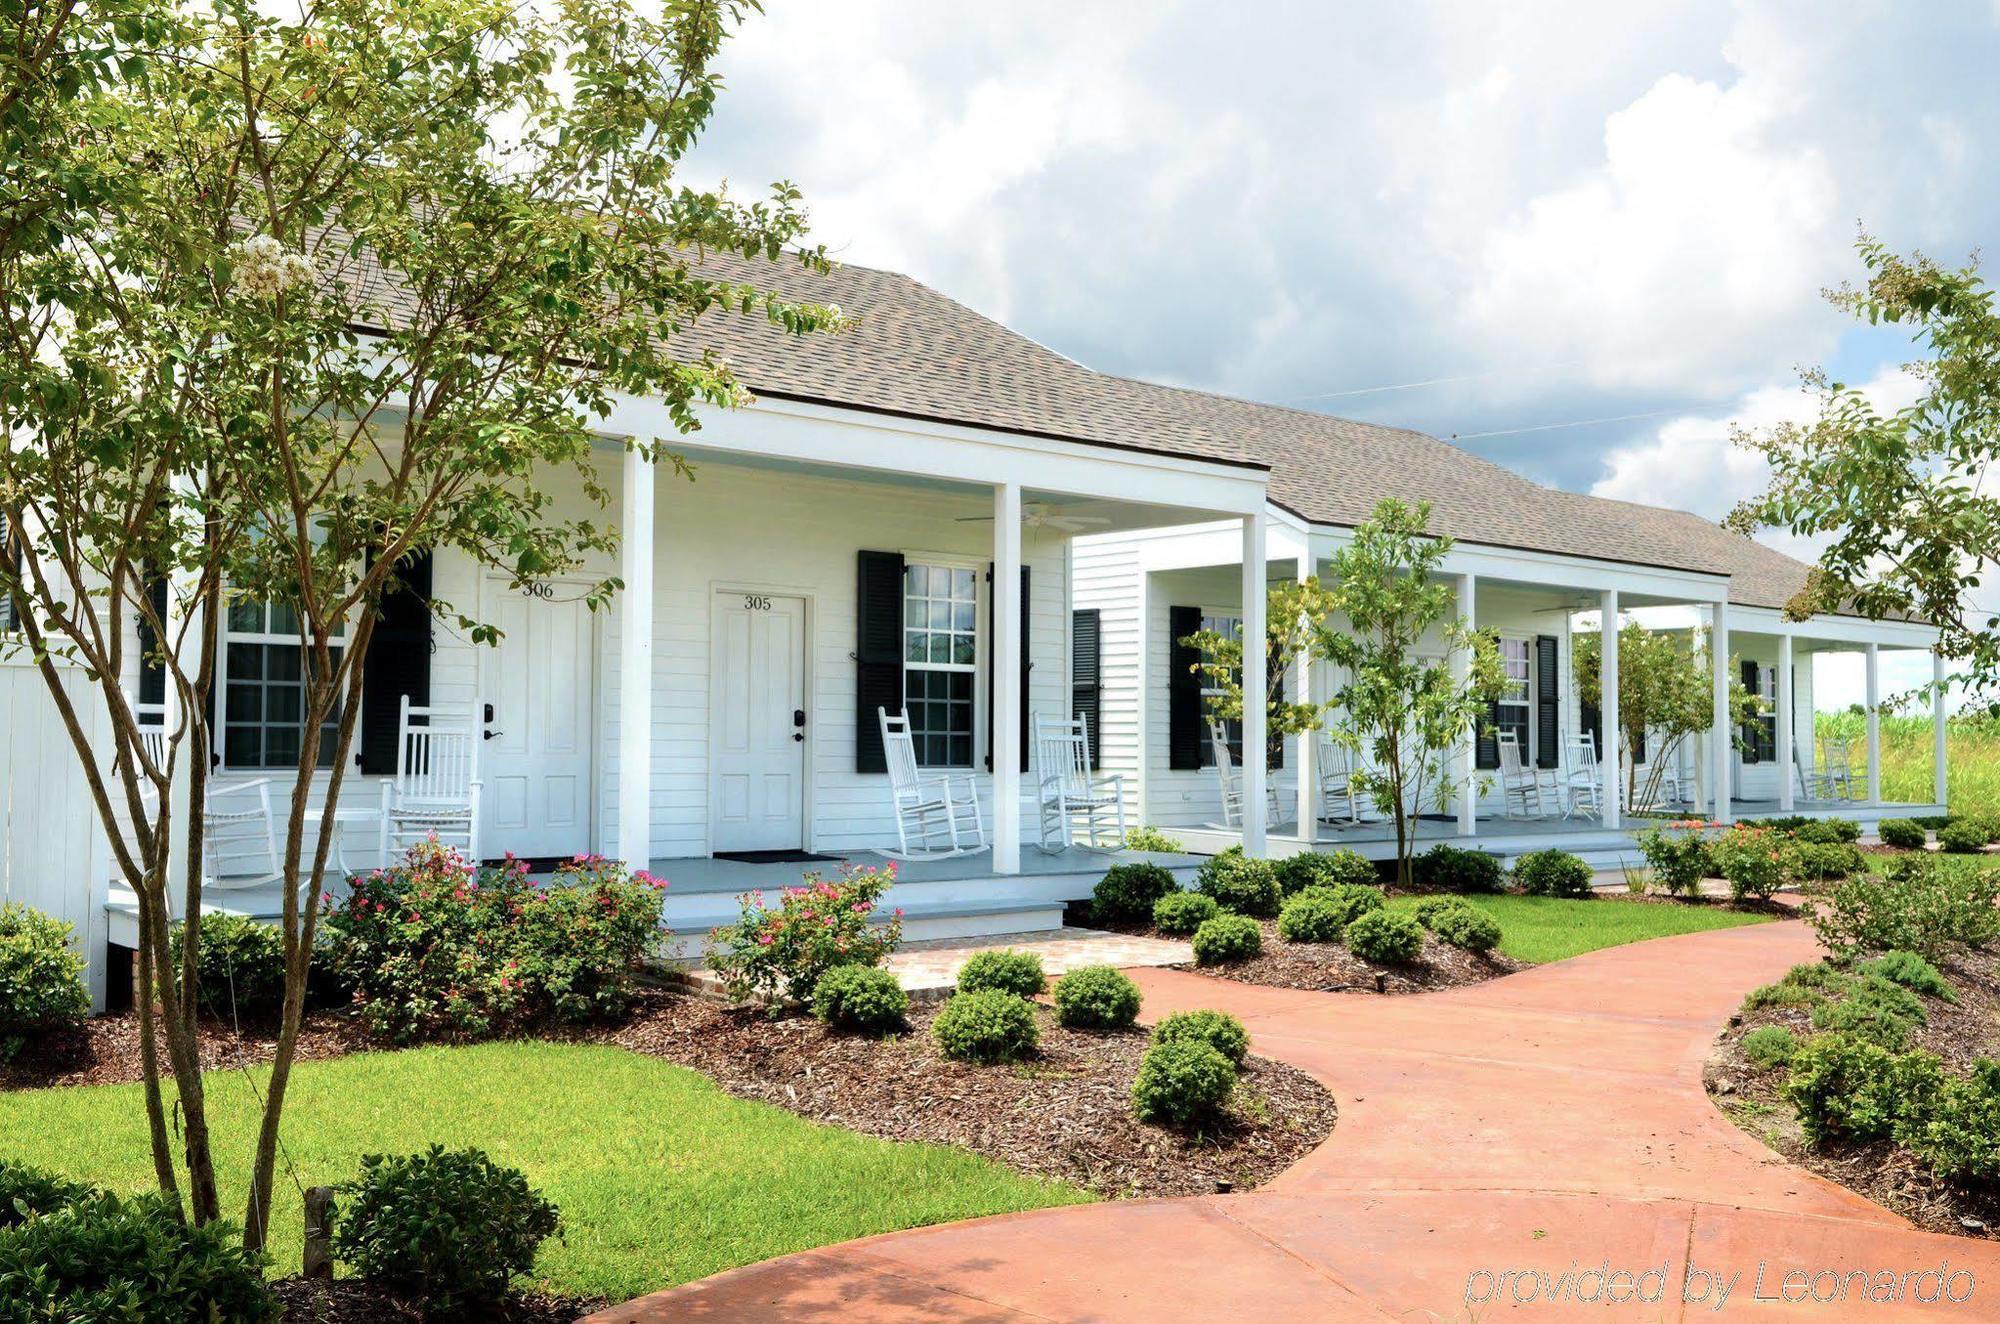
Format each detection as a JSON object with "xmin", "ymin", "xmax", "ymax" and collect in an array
[
  {"xmin": 481, "ymin": 579, "xmax": 597, "ymax": 858},
  {"xmin": 711, "ymin": 591, "xmax": 807, "ymax": 852}
]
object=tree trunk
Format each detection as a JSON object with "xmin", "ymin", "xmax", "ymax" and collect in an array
[{"xmin": 132, "ymin": 886, "xmax": 183, "ymax": 1219}]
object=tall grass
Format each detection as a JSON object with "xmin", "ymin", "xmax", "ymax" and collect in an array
[{"xmin": 1814, "ymin": 710, "xmax": 2000, "ymax": 810}]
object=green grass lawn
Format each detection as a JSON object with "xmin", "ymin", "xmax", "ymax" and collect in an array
[
  {"xmin": 1386, "ymin": 894, "xmax": 1774, "ymax": 965},
  {"xmin": 0, "ymin": 1041, "xmax": 1088, "ymax": 1301}
]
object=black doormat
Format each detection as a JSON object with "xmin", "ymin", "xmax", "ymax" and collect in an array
[
  {"xmin": 481, "ymin": 856, "xmax": 579, "ymax": 873},
  {"xmin": 713, "ymin": 849, "xmax": 843, "ymax": 865}
]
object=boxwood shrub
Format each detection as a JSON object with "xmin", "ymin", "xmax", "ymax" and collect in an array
[
  {"xmin": 1276, "ymin": 883, "xmax": 1382, "ymax": 943},
  {"xmin": 1512, "ymin": 849, "xmax": 1594, "ymax": 898},
  {"xmin": 1151, "ymin": 1008, "xmax": 1250, "ymax": 1066},
  {"xmin": 1052, "ymin": 965, "xmax": 1142, "ymax": 1030},
  {"xmin": 1195, "ymin": 847, "xmax": 1283, "ymax": 917},
  {"xmin": 956, "ymin": 949, "xmax": 1047, "ymax": 998},
  {"xmin": 810, "ymin": 964, "xmax": 910, "ymax": 1035},
  {"xmin": 1151, "ymin": 890, "xmax": 1219, "ymax": 936},
  {"xmin": 170, "ymin": 911, "xmax": 286, "ymax": 1015},
  {"xmin": 1131, "ymin": 1039, "xmax": 1236, "ymax": 1129},
  {"xmin": 1938, "ymin": 819, "xmax": 1988, "ymax": 854},
  {"xmin": 1876, "ymin": 818, "xmax": 1928, "ymax": 850},
  {"xmin": 1091, "ymin": 862, "xmax": 1180, "ymax": 927},
  {"xmin": 1272, "ymin": 849, "xmax": 1377, "ymax": 896},
  {"xmin": 0, "ymin": 902, "xmax": 89, "ymax": 1060},
  {"xmin": 1343, "ymin": 909, "xmax": 1423, "ymax": 965},
  {"xmin": 1793, "ymin": 818, "xmax": 1862, "ymax": 845},
  {"xmin": 1415, "ymin": 843, "xmax": 1504, "ymax": 893},
  {"xmin": 1191, "ymin": 913, "xmax": 1263, "ymax": 966},
  {"xmin": 1427, "ymin": 903, "xmax": 1501, "ymax": 953},
  {"xmin": 932, "ymin": 989, "xmax": 1040, "ymax": 1063}
]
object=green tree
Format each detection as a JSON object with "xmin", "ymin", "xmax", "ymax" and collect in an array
[
  {"xmin": 1728, "ymin": 233, "xmax": 1999, "ymax": 701},
  {"xmin": 1572, "ymin": 622, "xmax": 1759, "ymax": 813},
  {"xmin": 0, "ymin": 0, "xmax": 837, "ymax": 1247},
  {"xmin": 1183, "ymin": 576, "xmax": 1340, "ymax": 745}
]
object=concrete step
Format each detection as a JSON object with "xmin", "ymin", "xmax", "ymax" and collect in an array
[{"xmin": 665, "ymin": 894, "xmax": 1066, "ymax": 958}]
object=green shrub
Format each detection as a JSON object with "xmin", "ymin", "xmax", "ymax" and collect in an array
[
  {"xmin": 0, "ymin": 902, "xmax": 89, "ymax": 1060},
  {"xmin": 1859, "ymin": 950, "xmax": 1955, "ymax": 1002},
  {"xmin": 1052, "ymin": 966, "xmax": 1141, "ymax": 1030},
  {"xmin": 1151, "ymin": 890, "xmax": 1219, "ymax": 936},
  {"xmin": 0, "ymin": 1188, "xmax": 277, "ymax": 1323},
  {"xmin": 1741, "ymin": 1025, "xmax": 1798, "ymax": 1071},
  {"xmin": 1092, "ymin": 862, "xmax": 1180, "ymax": 927},
  {"xmin": 1709, "ymin": 826, "xmax": 1786, "ymax": 901},
  {"xmin": 1428, "ymin": 904, "xmax": 1502, "ymax": 953},
  {"xmin": 1276, "ymin": 884, "xmax": 1382, "ymax": 943},
  {"xmin": 932, "ymin": 989, "xmax": 1039, "ymax": 1063},
  {"xmin": 1634, "ymin": 826, "xmax": 1713, "ymax": 896},
  {"xmin": 1810, "ymin": 975, "xmax": 1927, "ymax": 1051},
  {"xmin": 1783, "ymin": 841, "xmax": 1866, "ymax": 885},
  {"xmin": 1912, "ymin": 814, "xmax": 1955, "ymax": 831},
  {"xmin": 0, "ymin": 1161, "xmax": 94, "ymax": 1229},
  {"xmin": 333, "ymin": 1145, "xmax": 558, "ymax": 1318},
  {"xmin": 1415, "ymin": 843, "xmax": 1504, "ymax": 893},
  {"xmin": 1124, "ymin": 826, "xmax": 1187, "ymax": 854},
  {"xmin": 322, "ymin": 845, "xmax": 669, "ymax": 1041},
  {"xmin": 1782, "ymin": 1035, "xmax": 1943, "ymax": 1144},
  {"xmin": 1130, "ymin": 1039, "xmax": 1236, "ymax": 1129},
  {"xmin": 1971, "ymin": 813, "xmax": 2000, "ymax": 844},
  {"xmin": 1195, "ymin": 848, "xmax": 1282, "ymax": 917},
  {"xmin": 702, "ymin": 861, "xmax": 897, "ymax": 1008},
  {"xmin": 1876, "ymin": 818, "xmax": 1928, "ymax": 850},
  {"xmin": 1938, "ymin": 819, "xmax": 1988, "ymax": 854},
  {"xmin": 1273, "ymin": 849, "xmax": 1378, "ymax": 896},
  {"xmin": 1743, "ymin": 961, "xmax": 1852, "ymax": 1011},
  {"xmin": 1512, "ymin": 849, "xmax": 1594, "ymax": 898},
  {"xmin": 956, "ymin": 949, "xmax": 1047, "ymax": 997},
  {"xmin": 1907, "ymin": 1061, "xmax": 2000, "ymax": 1184},
  {"xmin": 170, "ymin": 911, "xmax": 286, "ymax": 1015},
  {"xmin": 1802, "ymin": 855, "xmax": 2000, "ymax": 960},
  {"xmin": 1150, "ymin": 1008, "xmax": 1250, "ymax": 1066},
  {"xmin": 1191, "ymin": 913, "xmax": 1263, "ymax": 966},
  {"xmin": 810, "ymin": 964, "xmax": 909, "ymax": 1035},
  {"xmin": 1793, "ymin": 818, "xmax": 1862, "ymax": 845},
  {"xmin": 1344, "ymin": 909, "xmax": 1423, "ymax": 965}
]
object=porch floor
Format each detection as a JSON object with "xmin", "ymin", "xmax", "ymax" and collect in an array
[{"xmin": 644, "ymin": 845, "xmax": 1205, "ymax": 896}]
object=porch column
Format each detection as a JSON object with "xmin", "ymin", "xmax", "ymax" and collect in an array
[
  {"xmin": 1776, "ymin": 633, "xmax": 1795, "ymax": 812},
  {"xmin": 1293, "ymin": 553, "xmax": 1317, "ymax": 845},
  {"xmin": 1599, "ymin": 590, "xmax": 1620, "ymax": 830},
  {"xmin": 992, "ymin": 482, "xmax": 1023, "ymax": 874},
  {"xmin": 1934, "ymin": 649, "xmax": 1950, "ymax": 810},
  {"xmin": 1455, "ymin": 573, "xmax": 1477, "ymax": 837},
  {"xmin": 1865, "ymin": 641, "xmax": 1882, "ymax": 805},
  {"xmin": 1241, "ymin": 512, "xmax": 1268, "ymax": 856},
  {"xmin": 1712, "ymin": 600, "xmax": 1732, "ymax": 824},
  {"xmin": 616, "ymin": 444, "xmax": 656, "ymax": 868}
]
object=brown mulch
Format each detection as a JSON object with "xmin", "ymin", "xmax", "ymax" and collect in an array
[
  {"xmin": 1172, "ymin": 919, "xmax": 1524, "ymax": 994},
  {"xmin": 602, "ymin": 990, "xmax": 1337, "ymax": 1199},
  {"xmin": 270, "ymin": 1279, "xmax": 603, "ymax": 1324},
  {"xmin": 0, "ymin": 1007, "xmax": 370, "ymax": 1092},
  {"xmin": 1707, "ymin": 945, "xmax": 2000, "ymax": 1240}
]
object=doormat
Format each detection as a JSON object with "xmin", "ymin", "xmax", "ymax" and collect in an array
[
  {"xmin": 713, "ymin": 849, "xmax": 844, "ymax": 865},
  {"xmin": 481, "ymin": 856, "xmax": 578, "ymax": 873}
]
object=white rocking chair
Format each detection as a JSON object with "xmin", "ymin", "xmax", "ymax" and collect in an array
[
  {"xmin": 1561, "ymin": 732, "xmax": 1603, "ymax": 820},
  {"xmin": 1034, "ymin": 713, "xmax": 1126, "ymax": 851},
  {"xmin": 1816, "ymin": 737, "xmax": 1859, "ymax": 801},
  {"xmin": 1316, "ymin": 731, "xmax": 1361, "ymax": 825},
  {"xmin": 1210, "ymin": 718, "xmax": 1281, "ymax": 830},
  {"xmin": 1497, "ymin": 732, "xmax": 1553, "ymax": 819},
  {"xmin": 202, "ymin": 779, "xmax": 285, "ymax": 889},
  {"xmin": 878, "ymin": 708, "xmax": 987, "ymax": 860},
  {"xmin": 379, "ymin": 695, "xmax": 482, "ymax": 863}
]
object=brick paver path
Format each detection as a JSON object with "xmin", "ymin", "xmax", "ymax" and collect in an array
[{"xmin": 590, "ymin": 921, "xmax": 2000, "ymax": 1320}]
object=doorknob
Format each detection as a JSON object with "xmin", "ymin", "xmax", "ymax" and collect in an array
[{"xmin": 484, "ymin": 729, "xmax": 502, "ymax": 741}]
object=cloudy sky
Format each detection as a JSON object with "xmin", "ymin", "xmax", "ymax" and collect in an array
[{"xmin": 687, "ymin": 1, "xmax": 2000, "ymax": 708}]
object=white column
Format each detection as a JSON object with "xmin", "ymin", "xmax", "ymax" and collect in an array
[
  {"xmin": 992, "ymin": 482, "xmax": 1023, "ymax": 874},
  {"xmin": 1865, "ymin": 641, "xmax": 1882, "ymax": 805},
  {"xmin": 1292, "ymin": 554, "xmax": 1316, "ymax": 845},
  {"xmin": 1240, "ymin": 513, "xmax": 1268, "ymax": 857},
  {"xmin": 1712, "ymin": 601, "xmax": 1732, "ymax": 824},
  {"xmin": 1934, "ymin": 649, "xmax": 1950, "ymax": 810},
  {"xmin": 1455, "ymin": 573, "xmax": 1477, "ymax": 838},
  {"xmin": 1599, "ymin": 590, "xmax": 1620, "ymax": 830},
  {"xmin": 616, "ymin": 445, "xmax": 656, "ymax": 868},
  {"xmin": 1776, "ymin": 633, "xmax": 1795, "ymax": 812}
]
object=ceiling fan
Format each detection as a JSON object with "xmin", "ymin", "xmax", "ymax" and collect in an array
[{"xmin": 957, "ymin": 502, "xmax": 1113, "ymax": 533}]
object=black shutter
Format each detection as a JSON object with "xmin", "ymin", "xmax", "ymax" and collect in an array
[
  {"xmin": 1582, "ymin": 696, "xmax": 1603, "ymax": 756},
  {"xmin": 1071, "ymin": 608, "xmax": 1101, "ymax": 770},
  {"xmin": 854, "ymin": 550, "xmax": 905, "ymax": 774},
  {"xmin": 137, "ymin": 571, "xmax": 168, "ymax": 708},
  {"xmin": 1634, "ymin": 724, "xmax": 1647, "ymax": 765},
  {"xmin": 982, "ymin": 565, "xmax": 1031, "ymax": 773},
  {"xmin": 1475, "ymin": 699, "xmax": 1500, "ymax": 770},
  {"xmin": 358, "ymin": 549, "xmax": 434, "ymax": 775},
  {"xmin": 1739, "ymin": 660, "xmax": 1761, "ymax": 764},
  {"xmin": 1535, "ymin": 635, "xmax": 1559, "ymax": 769},
  {"xmin": 1168, "ymin": 605, "xmax": 1202, "ymax": 770}
]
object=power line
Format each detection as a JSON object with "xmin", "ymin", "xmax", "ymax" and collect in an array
[
  {"xmin": 1449, "ymin": 406, "xmax": 1695, "ymax": 442},
  {"xmin": 1283, "ymin": 359, "xmax": 1587, "ymax": 404}
]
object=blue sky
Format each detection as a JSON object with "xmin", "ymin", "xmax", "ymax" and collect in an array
[{"xmin": 687, "ymin": 1, "xmax": 2000, "ymax": 709}]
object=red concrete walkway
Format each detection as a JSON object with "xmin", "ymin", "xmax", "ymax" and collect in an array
[{"xmin": 591, "ymin": 921, "xmax": 2000, "ymax": 1320}]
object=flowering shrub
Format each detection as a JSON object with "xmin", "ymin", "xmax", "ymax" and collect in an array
[
  {"xmin": 1635, "ymin": 822, "xmax": 1717, "ymax": 896},
  {"xmin": 1709, "ymin": 825, "xmax": 1786, "ymax": 902},
  {"xmin": 1802, "ymin": 856, "xmax": 2000, "ymax": 960},
  {"xmin": 707, "ymin": 864, "xmax": 902, "ymax": 1006},
  {"xmin": 319, "ymin": 842, "xmax": 667, "ymax": 1043}
]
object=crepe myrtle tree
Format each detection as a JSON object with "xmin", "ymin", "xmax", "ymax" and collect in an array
[
  {"xmin": 0, "ymin": 0, "xmax": 839, "ymax": 1248},
  {"xmin": 1183, "ymin": 576, "xmax": 1339, "ymax": 756},
  {"xmin": 1572, "ymin": 623, "xmax": 1761, "ymax": 814},
  {"xmin": 1729, "ymin": 233, "xmax": 2000, "ymax": 704}
]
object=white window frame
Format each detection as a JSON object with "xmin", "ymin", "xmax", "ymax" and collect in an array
[
  {"xmin": 1196, "ymin": 609, "xmax": 1242, "ymax": 769},
  {"xmin": 218, "ymin": 596, "xmax": 345, "ymax": 773},
  {"xmin": 901, "ymin": 557, "xmax": 984, "ymax": 770}
]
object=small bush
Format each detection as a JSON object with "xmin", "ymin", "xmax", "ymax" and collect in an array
[
  {"xmin": 1783, "ymin": 841, "xmax": 1866, "ymax": 885},
  {"xmin": 1907, "ymin": 1061, "xmax": 2000, "ymax": 1185},
  {"xmin": 1091, "ymin": 862, "xmax": 1180, "ymax": 927},
  {"xmin": 932, "ymin": 989, "xmax": 1039, "ymax": 1063},
  {"xmin": 1416, "ymin": 843, "xmax": 1504, "ymax": 893},
  {"xmin": 1970, "ymin": 813, "xmax": 2000, "ymax": 844},
  {"xmin": 1938, "ymin": 820, "xmax": 1988, "ymax": 854},
  {"xmin": 1412, "ymin": 895, "xmax": 1466, "ymax": 928},
  {"xmin": 1151, "ymin": 890, "xmax": 1219, "ymax": 936},
  {"xmin": 1052, "ymin": 965, "xmax": 1141, "ymax": 1030},
  {"xmin": 1912, "ymin": 814, "xmax": 1956, "ymax": 831},
  {"xmin": 1782, "ymin": 1035, "xmax": 1942, "ymax": 1145},
  {"xmin": 1151, "ymin": 1008, "xmax": 1250, "ymax": 1066},
  {"xmin": 1276, "ymin": 884, "xmax": 1382, "ymax": 943},
  {"xmin": 703, "ymin": 862, "xmax": 896, "ymax": 1008},
  {"xmin": 1428, "ymin": 904, "xmax": 1502, "ymax": 953},
  {"xmin": 956, "ymin": 949, "xmax": 1046, "ymax": 998},
  {"xmin": 1859, "ymin": 950, "xmax": 1955, "ymax": 1002},
  {"xmin": 1793, "ymin": 818, "xmax": 1862, "ymax": 845},
  {"xmin": 1743, "ymin": 961, "xmax": 1852, "ymax": 1011},
  {"xmin": 0, "ymin": 902, "xmax": 89, "ymax": 1059},
  {"xmin": 1195, "ymin": 848, "xmax": 1282, "ymax": 917},
  {"xmin": 1876, "ymin": 819, "xmax": 1928, "ymax": 850},
  {"xmin": 1709, "ymin": 825, "xmax": 1786, "ymax": 901},
  {"xmin": 1191, "ymin": 913, "xmax": 1263, "ymax": 966},
  {"xmin": 1635, "ymin": 826, "xmax": 1713, "ymax": 896},
  {"xmin": 1803, "ymin": 855, "xmax": 2000, "ymax": 960},
  {"xmin": 170, "ymin": 911, "xmax": 286, "ymax": 1015},
  {"xmin": 1273, "ymin": 849, "xmax": 1378, "ymax": 896},
  {"xmin": 0, "ymin": 1188, "xmax": 278, "ymax": 1322},
  {"xmin": 333, "ymin": 1145, "xmax": 558, "ymax": 1318},
  {"xmin": 1131, "ymin": 1039, "xmax": 1236, "ymax": 1129},
  {"xmin": 1512, "ymin": 849, "xmax": 1594, "ymax": 898},
  {"xmin": 1741, "ymin": 1025, "xmax": 1798, "ymax": 1071},
  {"xmin": 1344, "ymin": 909, "xmax": 1423, "ymax": 965},
  {"xmin": 810, "ymin": 964, "xmax": 909, "ymax": 1036},
  {"xmin": 1124, "ymin": 825, "xmax": 1187, "ymax": 854},
  {"xmin": 0, "ymin": 1161, "xmax": 94, "ymax": 1228},
  {"xmin": 1810, "ymin": 975, "xmax": 1927, "ymax": 1051}
]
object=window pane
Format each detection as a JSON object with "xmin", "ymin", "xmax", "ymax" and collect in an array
[
  {"xmin": 227, "ymin": 601, "xmax": 264, "ymax": 634},
  {"xmin": 907, "ymin": 564, "xmax": 929, "ymax": 596}
]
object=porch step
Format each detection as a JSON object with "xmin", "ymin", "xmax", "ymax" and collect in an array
[{"xmin": 663, "ymin": 896, "xmax": 1067, "ymax": 959}]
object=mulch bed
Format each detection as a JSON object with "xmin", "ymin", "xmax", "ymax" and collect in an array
[
  {"xmin": 1707, "ymin": 945, "xmax": 2000, "ymax": 1240},
  {"xmin": 270, "ymin": 1279, "xmax": 603, "ymax": 1323},
  {"xmin": 603, "ymin": 989, "xmax": 1336, "ymax": 1199},
  {"xmin": 0, "ymin": 1007, "xmax": 369, "ymax": 1092},
  {"xmin": 1177, "ymin": 920, "xmax": 1523, "ymax": 993}
]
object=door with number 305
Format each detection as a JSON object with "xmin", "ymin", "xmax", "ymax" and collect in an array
[{"xmin": 711, "ymin": 591, "xmax": 808, "ymax": 851}]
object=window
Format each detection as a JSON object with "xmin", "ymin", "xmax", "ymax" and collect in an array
[
  {"xmin": 0, "ymin": 510, "xmax": 18, "ymax": 633},
  {"xmin": 1495, "ymin": 637, "xmax": 1532, "ymax": 758},
  {"xmin": 1197, "ymin": 612, "xmax": 1243, "ymax": 768},
  {"xmin": 1744, "ymin": 662, "xmax": 1778, "ymax": 762},
  {"xmin": 222, "ymin": 598, "xmax": 342, "ymax": 770},
  {"xmin": 902, "ymin": 563, "xmax": 977, "ymax": 767}
]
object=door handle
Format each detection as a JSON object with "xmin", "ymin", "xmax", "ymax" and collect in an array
[{"xmin": 484, "ymin": 730, "xmax": 502, "ymax": 741}]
